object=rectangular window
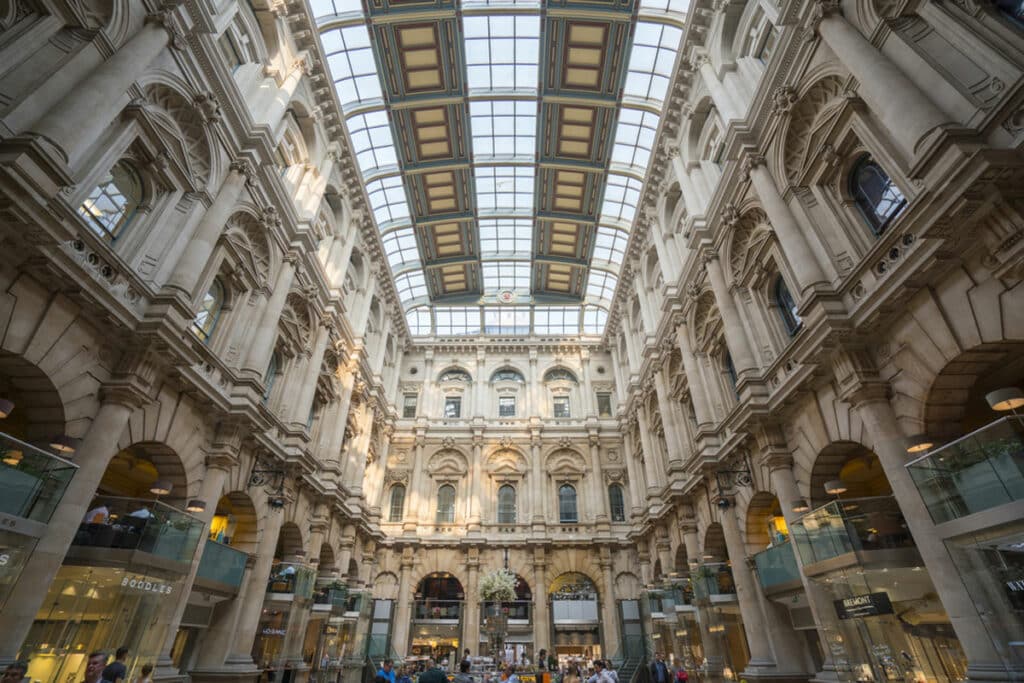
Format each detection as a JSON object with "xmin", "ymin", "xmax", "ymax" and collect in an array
[
  {"xmin": 553, "ymin": 396, "xmax": 571, "ymax": 419},
  {"xmin": 597, "ymin": 393, "xmax": 612, "ymax": 417},
  {"xmin": 444, "ymin": 396, "xmax": 462, "ymax": 419},
  {"xmin": 756, "ymin": 27, "xmax": 778, "ymax": 63},
  {"xmin": 498, "ymin": 396, "xmax": 516, "ymax": 417},
  {"xmin": 403, "ymin": 394, "xmax": 418, "ymax": 418}
]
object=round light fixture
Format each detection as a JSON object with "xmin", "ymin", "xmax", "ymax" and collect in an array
[
  {"xmin": 149, "ymin": 478, "xmax": 173, "ymax": 496},
  {"xmin": 824, "ymin": 479, "xmax": 848, "ymax": 495},
  {"xmin": 0, "ymin": 398, "xmax": 14, "ymax": 418},
  {"xmin": 50, "ymin": 434, "xmax": 79, "ymax": 454},
  {"xmin": 2, "ymin": 449, "xmax": 23, "ymax": 466},
  {"xmin": 986, "ymin": 387, "xmax": 1024, "ymax": 412},
  {"xmin": 791, "ymin": 498, "xmax": 811, "ymax": 514},
  {"xmin": 186, "ymin": 499, "xmax": 207, "ymax": 513},
  {"xmin": 905, "ymin": 434, "xmax": 935, "ymax": 454}
]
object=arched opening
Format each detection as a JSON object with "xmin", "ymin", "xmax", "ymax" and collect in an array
[
  {"xmin": 849, "ymin": 155, "xmax": 906, "ymax": 236},
  {"xmin": 808, "ymin": 441, "xmax": 891, "ymax": 509},
  {"xmin": 389, "ymin": 483, "xmax": 406, "ymax": 522},
  {"xmin": 497, "ymin": 484, "xmax": 516, "ymax": 524},
  {"xmin": 608, "ymin": 483, "xmax": 626, "ymax": 522},
  {"xmin": 744, "ymin": 492, "xmax": 787, "ymax": 554},
  {"xmin": 548, "ymin": 572, "xmax": 601, "ymax": 665},
  {"xmin": 436, "ymin": 483, "xmax": 456, "ymax": 523},
  {"xmin": 558, "ymin": 484, "xmax": 578, "ymax": 523},
  {"xmin": 411, "ymin": 572, "xmax": 465, "ymax": 662},
  {"xmin": 209, "ymin": 491, "xmax": 259, "ymax": 553}
]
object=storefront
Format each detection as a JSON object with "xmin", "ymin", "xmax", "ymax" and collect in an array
[{"xmin": 549, "ymin": 573, "xmax": 602, "ymax": 667}]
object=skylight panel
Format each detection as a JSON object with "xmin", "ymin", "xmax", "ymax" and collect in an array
[
  {"xmin": 395, "ymin": 270, "xmax": 428, "ymax": 304},
  {"xmin": 601, "ymin": 174, "xmax": 643, "ymax": 226},
  {"xmin": 479, "ymin": 218, "xmax": 533, "ymax": 257},
  {"xmin": 482, "ymin": 261, "xmax": 531, "ymax": 292},
  {"xmin": 463, "ymin": 0, "xmax": 540, "ymax": 7},
  {"xmin": 365, "ymin": 175, "xmax": 411, "ymax": 226},
  {"xmin": 593, "ymin": 226, "xmax": 629, "ymax": 265},
  {"xmin": 624, "ymin": 23, "xmax": 682, "ymax": 103},
  {"xmin": 470, "ymin": 100, "xmax": 537, "ymax": 160},
  {"xmin": 475, "ymin": 166, "xmax": 535, "ymax": 213},
  {"xmin": 322, "ymin": 25, "xmax": 382, "ymax": 110},
  {"xmin": 587, "ymin": 270, "xmax": 618, "ymax": 301},
  {"xmin": 639, "ymin": 0, "xmax": 690, "ymax": 13},
  {"xmin": 346, "ymin": 110, "xmax": 400, "ymax": 177},
  {"xmin": 534, "ymin": 306, "xmax": 580, "ymax": 335},
  {"xmin": 583, "ymin": 305, "xmax": 609, "ymax": 334},
  {"xmin": 382, "ymin": 228, "xmax": 420, "ymax": 270},
  {"xmin": 483, "ymin": 306, "xmax": 531, "ymax": 335},
  {"xmin": 310, "ymin": 0, "xmax": 363, "ymax": 20},
  {"xmin": 463, "ymin": 15, "xmax": 541, "ymax": 92},
  {"xmin": 434, "ymin": 307, "xmax": 482, "ymax": 335},
  {"xmin": 612, "ymin": 108, "xmax": 660, "ymax": 172},
  {"xmin": 407, "ymin": 307, "xmax": 432, "ymax": 335}
]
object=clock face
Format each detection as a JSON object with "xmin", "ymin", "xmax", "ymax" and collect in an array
[{"xmin": 498, "ymin": 290, "xmax": 515, "ymax": 303}]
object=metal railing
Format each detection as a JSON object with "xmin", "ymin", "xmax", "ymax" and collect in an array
[
  {"xmin": 0, "ymin": 432, "xmax": 77, "ymax": 523},
  {"xmin": 73, "ymin": 496, "xmax": 204, "ymax": 563},
  {"xmin": 481, "ymin": 600, "xmax": 531, "ymax": 623},
  {"xmin": 267, "ymin": 561, "xmax": 317, "ymax": 598},
  {"xmin": 413, "ymin": 599, "xmax": 462, "ymax": 620},
  {"xmin": 690, "ymin": 563, "xmax": 736, "ymax": 601},
  {"xmin": 789, "ymin": 495, "xmax": 912, "ymax": 565},
  {"xmin": 907, "ymin": 416, "xmax": 1024, "ymax": 523}
]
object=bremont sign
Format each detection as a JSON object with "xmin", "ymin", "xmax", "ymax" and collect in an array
[{"xmin": 834, "ymin": 592, "xmax": 893, "ymax": 619}]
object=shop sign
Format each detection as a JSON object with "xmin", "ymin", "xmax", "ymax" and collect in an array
[
  {"xmin": 121, "ymin": 576, "xmax": 174, "ymax": 595},
  {"xmin": 833, "ymin": 592, "xmax": 893, "ymax": 619},
  {"xmin": 262, "ymin": 627, "xmax": 287, "ymax": 636}
]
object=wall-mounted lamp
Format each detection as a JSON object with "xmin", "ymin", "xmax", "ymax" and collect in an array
[
  {"xmin": 186, "ymin": 499, "xmax": 207, "ymax": 513},
  {"xmin": 791, "ymin": 499, "xmax": 810, "ymax": 514},
  {"xmin": 987, "ymin": 387, "xmax": 1024, "ymax": 414},
  {"xmin": 0, "ymin": 398, "xmax": 14, "ymax": 418},
  {"xmin": 905, "ymin": 434, "xmax": 935, "ymax": 455},
  {"xmin": 50, "ymin": 434, "xmax": 79, "ymax": 454}
]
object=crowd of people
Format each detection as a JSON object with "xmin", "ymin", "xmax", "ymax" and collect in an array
[
  {"xmin": 1, "ymin": 647, "xmax": 155, "ymax": 683},
  {"xmin": 374, "ymin": 648, "xmax": 640, "ymax": 683}
]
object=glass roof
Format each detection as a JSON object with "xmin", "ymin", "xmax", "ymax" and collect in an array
[{"xmin": 314, "ymin": 0, "xmax": 685, "ymax": 339}]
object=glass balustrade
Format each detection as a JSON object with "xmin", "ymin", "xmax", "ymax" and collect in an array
[
  {"xmin": 648, "ymin": 585, "xmax": 690, "ymax": 613},
  {"xmin": 72, "ymin": 496, "xmax": 204, "ymax": 563},
  {"xmin": 313, "ymin": 584, "xmax": 350, "ymax": 612},
  {"xmin": 690, "ymin": 563, "xmax": 736, "ymax": 601},
  {"xmin": 267, "ymin": 561, "xmax": 317, "ymax": 598},
  {"xmin": 789, "ymin": 496, "xmax": 913, "ymax": 565},
  {"xmin": 480, "ymin": 600, "xmax": 531, "ymax": 623},
  {"xmin": 413, "ymin": 599, "xmax": 462, "ymax": 620},
  {"xmin": 196, "ymin": 539, "xmax": 248, "ymax": 589},
  {"xmin": 0, "ymin": 432, "xmax": 76, "ymax": 523},
  {"xmin": 752, "ymin": 541, "xmax": 800, "ymax": 590},
  {"xmin": 907, "ymin": 416, "xmax": 1024, "ymax": 523}
]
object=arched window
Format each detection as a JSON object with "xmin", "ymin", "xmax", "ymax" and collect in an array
[
  {"xmin": 389, "ymin": 485, "xmax": 406, "ymax": 522},
  {"xmin": 497, "ymin": 484, "xmax": 516, "ymax": 524},
  {"xmin": 608, "ymin": 484, "xmax": 626, "ymax": 522},
  {"xmin": 439, "ymin": 368, "xmax": 472, "ymax": 383},
  {"xmin": 78, "ymin": 161, "xmax": 144, "ymax": 239},
  {"xmin": 191, "ymin": 279, "xmax": 225, "ymax": 342},
  {"xmin": 263, "ymin": 352, "xmax": 281, "ymax": 403},
  {"xmin": 849, "ymin": 156, "xmax": 907, "ymax": 235},
  {"xmin": 491, "ymin": 368, "xmax": 525, "ymax": 383},
  {"xmin": 436, "ymin": 484, "xmax": 456, "ymax": 523},
  {"xmin": 774, "ymin": 276, "xmax": 801, "ymax": 336},
  {"xmin": 544, "ymin": 368, "xmax": 578, "ymax": 383},
  {"xmin": 559, "ymin": 484, "xmax": 578, "ymax": 523}
]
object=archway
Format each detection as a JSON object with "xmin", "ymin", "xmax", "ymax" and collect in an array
[
  {"xmin": 0, "ymin": 351, "xmax": 67, "ymax": 443},
  {"xmin": 410, "ymin": 573, "xmax": 465, "ymax": 663},
  {"xmin": 548, "ymin": 573, "xmax": 602, "ymax": 665},
  {"xmin": 744, "ymin": 491, "xmax": 787, "ymax": 554},
  {"xmin": 209, "ymin": 491, "xmax": 259, "ymax": 553},
  {"xmin": 808, "ymin": 441, "xmax": 891, "ymax": 509}
]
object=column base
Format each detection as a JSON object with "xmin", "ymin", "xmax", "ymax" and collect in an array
[
  {"xmin": 966, "ymin": 661, "xmax": 1024, "ymax": 682},
  {"xmin": 808, "ymin": 666, "xmax": 842, "ymax": 683},
  {"xmin": 189, "ymin": 661, "xmax": 262, "ymax": 683},
  {"xmin": 739, "ymin": 663, "xmax": 812, "ymax": 683},
  {"xmin": 153, "ymin": 654, "xmax": 187, "ymax": 683}
]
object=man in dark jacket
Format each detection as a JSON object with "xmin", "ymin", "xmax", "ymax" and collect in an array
[
  {"xmin": 649, "ymin": 653, "xmax": 671, "ymax": 683},
  {"xmin": 418, "ymin": 659, "xmax": 448, "ymax": 683}
]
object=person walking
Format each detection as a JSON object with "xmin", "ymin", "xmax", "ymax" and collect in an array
[
  {"xmin": 649, "ymin": 653, "xmax": 671, "ymax": 683},
  {"xmin": 102, "ymin": 648, "xmax": 129, "ymax": 683},
  {"xmin": 377, "ymin": 659, "xmax": 396, "ymax": 683},
  {"xmin": 418, "ymin": 659, "xmax": 447, "ymax": 683},
  {"xmin": 134, "ymin": 665, "xmax": 154, "ymax": 683}
]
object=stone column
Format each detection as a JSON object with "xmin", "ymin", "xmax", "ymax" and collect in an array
[
  {"xmin": 812, "ymin": 2, "xmax": 950, "ymax": 158},
  {"xmin": 743, "ymin": 156, "xmax": 827, "ymax": 296},
  {"xmin": 405, "ymin": 435, "xmax": 426, "ymax": 533},
  {"xmin": 391, "ymin": 550, "xmax": 415, "ymax": 656},
  {"xmin": 850, "ymin": 390, "xmax": 1010, "ymax": 680},
  {"xmin": 467, "ymin": 433, "xmax": 484, "ymax": 532},
  {"xmin": 669, "ymin": 152, "xmax": 703, "ymax": 218},
  {"xmin": 588, "ymin": 433, "xmax": 609, "ymax": 526},
  {"xmin": 242, "ymin": 256, "xmax": 297, "ymax": 378},
  {"xmin": 532, "ymin": 550, "xmax": 550, "ymax": 653},
  {"xmin": 718, "ymin": 500, "xmax": 775, "ymax": 671},
  {"xmin": 27, "ymin": 10, "xmax": 180, "ymax": 167},
  {"xmin": 474, "ymin": 350, "xmax": 486, "ymax": 418},
  {"xmin": 674, "ymin": 322, "xmax": 714, "ymax": 429},
  {"xmin": 621, "ymin": 434, "xmax": 645, "ymax": 518},
  {"xmin": 336, "ymin": 526, "xmax": 356, "ymax": 579},
  {"xmin": 527, "ymin": 350, "xmax": 539, "ymax": 418},
  {"xmin": 229, "ymin": 508, "xmax": 287, "ymax": 663},
  {"xmin": 581, "ymin": 350, "xmax": 595, "ymax": 417},
  {"xmin": 703, "ymin": 252, "xmax": 757, "ymax": 376},
  {"xmin": 697, "ymin": 57, "xmax": 741, "ymax": 121},
  {"xmin": 599, "ymin": 550, "xmax": 621, "ymax": 656},
  {"xmin": 164, "ymin": 162, "xmax": 252, "ymax": 301},
  {"xmin": 652, "ymin": 366, "xmax": 684, "ymax": 469},
  {"xmin": 263, "ymin": 59, "xmax": 309, "ymax": 128},
  {"xmin": 531, "ymin": 432, "xmax": 546, "ymax": 527},
  {"xmin": 464, "ymin": 552, "xmax": 481, "ymax": 656},
  {"xmin": 681, "ymin": 521, "xmax": 724, "ymax": 682},
  {"xmin": 0, "ymin": 391, "xmax": 139, "ymax": 660},
  {"xmin": 635, "ymin": 406, "xmax": 661, "ymax": 499},
  {"xmin": 289, "ymin": 320, "xmax": 331, "ymax": 430}
]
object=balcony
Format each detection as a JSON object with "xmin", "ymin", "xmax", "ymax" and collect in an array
[
  {"xmin": 481, "ymin": 600, "xmax": 532, "ymax": 625},
  {"xmin": 690, "ymin": 563, "xmax": 737, "ymax": 602},
  {"xmin": 413, "ymin": 599, "xmax": 462, "ymax": 621},
  {"xmin": 647, "ymin": 585, "xmax": 691, "ymax": 614},
  {"xmin": 752, "ymin": 541, "xmax": 801, "ymax": 592},
  {"xmin": 907, "ymin": 416, "xmax": 1024, "ymax": 524},
  {"xmin": 71, "ymin": 496, "xmax": 204, "ymax": 565},
  {"xmin": 267, "ymin": 561, "xmax": 317, "ymax": 599},
  {"xmin": 313, "ymin": 583, "xmax": 350, "ymax": 613},
  {"xmin": 196, "ymin": 539, "xmax": 248, "ymax": 592},
  {"xmin": 0, "ymin": 433, "xmax": 76, "ymax": 525},
  {"xmin": 789, "ymin": 496, "xmax": 915, "ymax": 571}
]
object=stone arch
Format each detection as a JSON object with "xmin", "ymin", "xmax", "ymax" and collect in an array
[
  {"xmin": 484, "ymin": 448, "xmax": 528, "ymax": 476},
  {"xmin": 809, "ymin": 441, "xmax": 890, "ymax": 509},
  {"xmin": 548, "ymin": 570, "xmax": 600, "ymax": 598},
  {"xmin": 277, "ymin": 521, "xmax": 305, "ymax": 557},
  {"xmin": 373, "ymin": 571, "xmax": 400, "ymax": 599},
  {"xmin": 0, "ymin": 351, "xmax": 67, "ymax": 443},
  {"xmin": 781, "ymin": 75, "xmax": 846, "ymax": 185},
  {"xmin": 143, "ymin": 83, "xmax": 214, "ymax": 191},
  {"xmin": 223, "ymin": 211, "xmax": 273, "ymax": 288},
  {"xmin": 701, "ymin": 522, "xmax": 726, "ymax": 561},
  {"xmin": 673, "ymin": 544, "xmax": 689, "ymax": 573},
  {"xmin": 318, "ymin": 542, "xmax": 336, "ymax": 572},
  {"xmin": 684, "ymin": 96, "xmax": 717, "ymax": 165},
  {"xmin": 438, "ymin": 365, "xmax": 474, "ymax": 382},
  {"xmin": 615, "ymin": 571, "xmax": 643, "ymax": 599},
  {"xmin": 212, "ymin": 490, "xmax": 260, "ymax": 554},
  {"xmin": 279, "ymin": 292, "xmax": 313, "ymax": 354},
  {"xmin": 743, "ymin": 490, "xmax": 782, "ymax": 554},
  {"xmin": 427, "ymin": 448, "xmax": 469, "ymax": 477},
  {"xmin": 101, "ymin": 441, "xmax": 190, "ymax": 504},
  {"xmin": 691, "ymin": 290, "xmax": 723, "ymax": 351},
  {"xmin": 409, "ymin": 555, "xmax": 466, "ymax": 591}
]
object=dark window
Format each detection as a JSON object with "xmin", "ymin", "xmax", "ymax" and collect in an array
[
  {"xmin": 191, "ymin": 278, "xmax": 225, "ymax": 342},
  {"xmin": 559, "ymin": 484, "xmax": 578, "ymax": 523},
  {"xmin": 403, "ymin": 394, "xmax": 417, "ymax": 418},
  {"xmin": 608, "ymin": 484, "xmax": 626, "ymax": 522},
  {"xmin": 263, "ymin": 352, "xmax": 281, "ymax": 403},
  {"xmin": 436, "ymin": 484, "xmax": 456, "ymax": 523},
  {"xmin": 850, "ymin": 156, "xmax": 907, "ymax": 235},
  {"xmin": 389, "ymin": 485, "xmax": 405, "ymax": 522},
  {"xmin": 724, "ymin": 352, "xmax": 738, "ymax": 393},
  {"xmin": 444, "ymin": 396, "xmax": 461, "ymax": 418},
  {"xmin": 499, "ymin": 396, "xmax": 516, "ymax": 417},
  {"xmin": 498, "ymin": 485, "xmax": 516, "ymax": 524},
  {"xmin": 774, "ymin": 275, "xmax": 802, "ymax": 336},
  {"xmin": 597, "ymin": 392, "xmax": 613, "ymax": 417},
  {"xmin": 995, "ymin": 0, "xmax": 1024, "ymax": 25},
  {"xmin": 553, "ymin": 396, "xmax": 571, "ymax": 418}
]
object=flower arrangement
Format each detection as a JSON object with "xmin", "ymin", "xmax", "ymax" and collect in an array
[{"xmin": 479, "ymin": 567, "xmax": 518, "ymax": 602}]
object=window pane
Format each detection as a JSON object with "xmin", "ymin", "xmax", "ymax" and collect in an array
[
  {"xmin": 434, "ymin": 307, "xmax": 481, "ymax": 336},
  {"xmin": 587, "ymin": 270, "xmax": 618, "ymax": 301},
  {"xmin": 597, "ymin": 392, "xmax": 612, "ymax": 417},
  {"xmin": 482, "ymin": 261, "xmax": 531, "ymax": 293},
  {"xmin": 483, "ymin": 307, "xmax": 531, "ymax": 335},
  {"xmin": 559, "ymin": 484, "xmax": 577, "ymax": 523},
  {"xmin": 623, "ymin": 23, "xmax": 682, "ymax": 103},
  {"xmin": 389, "ymin": 485, "xmax": 406, "ymax": 522},
  {"xmin": 79, "ymin": 162, "xmax": 143, "ymax": 239},
  {"xmin": 475, "ymin": 166, "xmax": 535, "ymax": 214},
  {"xmin": 498, "ymin": 485, "xmax": 517, "ymax": 523},
  {"xmin": 437, "ymin": 485, "xmax": 456, "ymax": 523},
  {"xmin": 498, "ymin": 395, "xmax": 517, "ymax": 417},
  {"xmin": 444, "ymin": 396, "xmax": 462, "ymax": 418},
  {"xmin": 470, "ymin": 100, "xmax": 537, "ymax": 160},
  {"xmin": 534, "ymin": 306, "xmax": 579, "ymax": 335},
  {"xmin": 608, "ymin": 484, "xmax": 625, "ymax": 522},
  {"xmin": 479, "ymin": 218, "xmax": 533, "ymax": 257},
  {"xmin": 612, "ymin": 108, "xmax": 660, "ymax": 172},
  {"xmin": 553, "ymin": 396, "xmax": 571, "ymax": 418},
  {"xmin": 346, "ymin": 110, "xmax": 399, "ymax": 176},
  {"xmin": 191, "ymin": 279, "xmax": 224, "ymax": 342},
  {"xmin": 583, "ymin": 306, "xmax": 608, "ymax": 334},
  {"xmin": 403, "ymin": 394, "xmax": 418, "ymax": 418},
  {"xmin": 366, "ymin": 176, "xmax": 411, "ymax": 227},
  {"xmin": 463, "ymin": 15, "xmax": 541, "ymax": 92},
  {"xmin": 407, "ymin": 307, "xmax": 432, "ymax": 335},
  {"xmin": 323, "ymin": 25, "xmax": 382, "ymax": 110},
  {"xmin": 600, "ymin": 174, "xmax": 643, "ymax": 226}
]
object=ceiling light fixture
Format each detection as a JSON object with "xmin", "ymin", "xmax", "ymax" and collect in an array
[
  {"xmin": 2, "ymin": 449, "xmax": 23, "ymax": 466},
  {"xmin": 792, "ymin": 498, "xmax": 811, "ymax": 514},
  {"xmin": 49, "ymin": 434, "xmax": 79, "ymax": 454},
  {"xmin": 186, "ymin": 499, "xmax": 207, "ymax": 513},
  {"xmin": 905, "ymin": 434, "xmax": 935, "ymax": 454},
  {"xmin": 0, "ymin": 398, "xmax": 14, "ymax": 418},
  {"xmin": 824, "ymin": 479, "xmax": 848, "ymax": 495},
  {"xmin": 986, "ymin": 387, "xmax": 1024, "ymax": 413},
  {"xmin": 149, "ymin": 479, "xmax": 173, "ymax": 496}
]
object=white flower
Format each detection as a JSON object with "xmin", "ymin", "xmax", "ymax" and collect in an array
[{"xmin": 479, "ymin": 568, "xmax": 518, "ymax": 602}]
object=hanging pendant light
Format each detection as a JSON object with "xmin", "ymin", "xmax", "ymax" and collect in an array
[
  {"xmin": 905, "ymin": 434, "xmax": 935, "ymax": 454},
  {"xmin": 986, "ymin": 387, "xmax": 1024, "ymax": 412},
  {"xmin": 186, "ymin": 499, "xmax": 207, "ymax": 513},
  {"xmin": 824, "ymin": 479, "xmax": 848, "ymax": 496},
  {"xmin": 49, "ymin": 434, "xmax": 79, "ymax": 454},
  {"xmin": 2, "ymin": 449, "xmax": 23, "ymax": 466},
  {"xmin": 791, "ymin": 498, "xmax": 811, "ymax": 514},
  {"xmin": 0, "ymin": 398, "xmax": 14, "ymax": 418},
  {"xmin": 150, "ymin": 479, "xmax": 173, "ymax": 496}
]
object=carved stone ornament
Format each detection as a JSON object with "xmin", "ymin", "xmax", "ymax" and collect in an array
[
  {"xmin": 557, "ymin": 436, "xmax": 573, "ymax": 449},
  {"xmin": 808, "ymin": 0, "xmax": 842, "ymax": 30},
  {"xmin": 686, "ymin": 280, "xmax": 703, "ymax": 300},
  {"xmin": 499, "ymin": 435, "xmax": 515, "ymax": 449},
  {"xmin": 721, "ymin": 203, "xmax": 740, "ymax": 228},
  {"xmin": 604, "ymin": 469, "xmax": 625, "ymax": 484},
  {"xmin": 771, "ymin": 86, "xmax": 798, "ymax": 116},
  {"xmin": 441, "ymin": 436, "xmax": 457, "ymax": 449},
  {"xmin": 145, "ymin": 9, "xmax": 188, "ymax": 51},
  {"xmin": 384, "ymin": 469, "xmax": 409, "ymax": 484},
  {"xmin": 607, "ymin": 449, "xmax": 619, "ymax": 462},
  {"xmin": 740, "ymin": 152, "xmax": 767, "ymax": 179},
  {"xmin": 194, "ymin": 92, "xmax": 222, "ymax": 124}
]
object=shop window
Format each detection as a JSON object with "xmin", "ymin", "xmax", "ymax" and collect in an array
[
  {"xmin": 559, "ymin": 484, "xmax": 578, "ymax": 523},
  {"xmin": 608, "ymin": 484, "xmax": 626, "ymax": 522},
  {"xmin": 403, "ymin": 394, "xmax": 418, "ymax": 418},
  {"xmin": 497, "ymin": 484, "xmax": 516, "ymax": 524},
  {"xmin": 436, "ymin": 484, "xmax": 456, "ymax": 523},
  {"xmin": 774, "ymin": 275, "xmax": 802, "ymax": 336},
  {"xmin": 191, "ymin": 278, "xmax": 225, "ymax": 342},
  {"xmin": 444, "ymin": 396, "xmax": 461, "ymax": 418},
  {"xmin": 389, "ymin": 485, "xmax": 406, "ymax": 522},
  {"xmin": 499, "ymin": 396, "xmax": 516, "ymax": 417},
  {"xmin": 597, "ymin": 392, "xmax": 613, "ymax": 417},
  {"xmin": 263, "ymin": 352, "xmax": 281, "ymax": 404},
  {"xmin": 78, "ymin": 161, "xmax": 144, "ymax": 240},
  {"xmin": 553, "ymin": 396, "xmax": 571, "ymax": 418},
  {"xmin": 849, "ymin": 155, "xmax": 907, "ymax": 235}
]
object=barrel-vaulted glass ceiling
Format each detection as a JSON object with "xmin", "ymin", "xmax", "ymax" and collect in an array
[{"xmin": 312, "ymin": 0, "xmax": 686, "ymax": 337}]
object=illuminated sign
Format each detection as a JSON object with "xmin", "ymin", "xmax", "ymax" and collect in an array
[{"xmin": 833, "ymin": 592, "xmax": 893, "ymax": 619}]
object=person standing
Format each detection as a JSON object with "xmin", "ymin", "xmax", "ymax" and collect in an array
[
  {"xmin": 453, "ymin": 659, "xmax": 474, "ymax": 683},
  {"xmin": 377, "ymin": 659, "xmax": 396, "ymax": 683},
  {"xmin": 649, "ymin": 653, "xmax": 671, "ymax": 683},
  {"xmin": 84, "ymin": 653, "xmax": 113, "ymax": 683},
  {"xmin": 2, "ymin": 661, "xmax": 28, "ymax": 683},
  {"xmin": 102, "ymin": 647, "xmax": 129, "ymax": 683},
  {"xmin": 418, "ymin": 659, "xmax": 447, "ymax": 683}
]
